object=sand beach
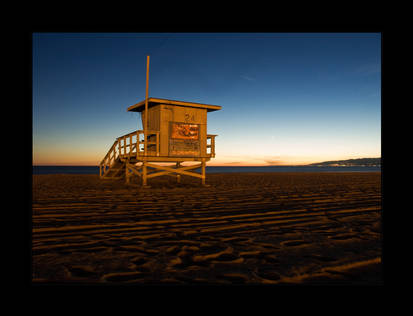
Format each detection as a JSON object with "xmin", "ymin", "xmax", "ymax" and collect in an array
[{"xmin": 32, "ymin": 172, "xmax": 382, "ymax": 285}]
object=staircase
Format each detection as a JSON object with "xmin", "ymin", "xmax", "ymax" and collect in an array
[
  {"xmin": 101, "ymin": 158, "xmax": 126, "ymax": 179},
  {"xmin": 99, "ymin": 131, "xmax": 136, "ymax": 179},
  {"xmin": 99, "ymin": 139, "xmax": 124, "ymax": 179},
  {"xmin": 99, "ymin": 130, "xmax": 159, "ymax": 179}
]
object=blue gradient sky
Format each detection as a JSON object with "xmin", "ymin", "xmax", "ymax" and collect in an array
[{"xmin": 33, "ymin": 33, "xmax": 381, "ymax": 165}]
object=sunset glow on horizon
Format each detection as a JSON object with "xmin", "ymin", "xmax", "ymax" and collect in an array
[{"xmin": 33, "ymin": 33, "xmax": 381, "ymax": 166}]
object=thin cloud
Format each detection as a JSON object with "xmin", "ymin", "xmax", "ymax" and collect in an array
[
  {"xmin": 264, "ymin": 160, "xmax": 282, "ymax": 166},
  {"xmin": 240, "ymin": 74, "xmax": 256, "ymax": 81}
]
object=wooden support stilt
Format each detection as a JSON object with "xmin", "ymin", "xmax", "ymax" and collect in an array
[
  {"xmin": 142, "ymin": 161, "xmax": 151, "ymax": 187},
  {"xmin": 125, "ymin": 165, "xmax": 130, "ymax": 184},
  {"xmin": 142, "ymin": 162, "xmax": 147, "ymax": 186},
  {"xmin": 176, "ymin": 162, "xmax": 181, "ymax": 183},
  {"xmin": 201, "ymin": 158, "xmax": 206, "ymax": 186},
  {"xmin": 126, "ymin": 163, "xmax": 142, "ymax": 176}
]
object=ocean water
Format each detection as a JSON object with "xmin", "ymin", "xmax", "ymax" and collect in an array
[{"xmin": 33, "ymin": 165, "xmax": 381, "ymax": 175}]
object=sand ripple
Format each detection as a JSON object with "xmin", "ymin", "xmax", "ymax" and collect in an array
[{"xmin": 32, "ymin": 172, "xmax": 382, "ymax": 284}]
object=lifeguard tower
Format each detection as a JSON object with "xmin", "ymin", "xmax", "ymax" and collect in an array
[{"xmin": 99, "ymin": 57, "xmax": 221, "ymax": 186}]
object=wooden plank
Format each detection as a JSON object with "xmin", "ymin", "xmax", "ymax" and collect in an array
[
  {"xmin": 201, "ymin": 159, "xmax": 206, "ymax": 185},
  {"xmin": 126, "ymin": 163, "xmax": 142, "ymax": 177},
  {"xmin": 139, "ymin": 141, "xmax": 157, "ymax": 145},
  {"xmin": 176, "ymin": 162, "xmax": 181, "ymax": 183},
  {"xmin": 99, "ymin": 139, "xmax": 118, "ymax": 166},
  {"xmin": 130, "ymin": 134, "xmax": 133, "ymax": 156},
  {"xmin": 146, "ymin": 163, "xmax": 201, "ymax": 178},
  {"xmin": 147, "ymin": 169, "xmax": 203, "ymax": 179},
  {"xmin": 127, "ymin": 98, "xmax": 221, "ymax": 113},
  {"xmin": 123, "ymin": 136, "xmax": 126, "ymax": 156},
  {"xmin": 147, "ymin": 163, "xmax": 201, "ymax": 172},
  {"xmin": 112, "ymin": 165, "xmax": 125, "ymax": 177},
  {"xmin": 146, "ymin": 163, "xmax": 203, "ymax": 179},
  {"xmin": 129, "ymin": 143, "xmax": 137, "ymax": 158},
  {"xmin": 125, "ymin": 166, "xmax": 130, "ymax": 184},
  {"xmin": 156, "ymin": 132, "xmax": 160, "ymax": 156},
  {"xmin": 142, "ymin": 162, "xmax": 147, "ymax": 185},
  {"xmin": 147, "ymin": 170, "xmax": 180, "ymax": 179},
  {"xmin": 130, "ymin": 156, "xmax": 211, "ymax": 162}
]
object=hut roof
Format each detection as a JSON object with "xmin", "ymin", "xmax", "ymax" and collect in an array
[{"xmin": 127, "ymin": 98, "xmax": 222, "ymax": 113}]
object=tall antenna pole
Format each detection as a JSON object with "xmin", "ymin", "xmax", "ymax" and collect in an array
[{"xmin": 144, "ymin": 55, "xmax": 150, "ymax": 157}]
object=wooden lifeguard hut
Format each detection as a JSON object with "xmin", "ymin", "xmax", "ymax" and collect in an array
[{"xmin": 99, "ymin": 56, "xmax": 222, "ymax": 186}]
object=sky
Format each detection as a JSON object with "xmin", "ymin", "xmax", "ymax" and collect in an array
[{"xmin": 33, "ymin": 33, "xmax": 381, "ymax": 166}]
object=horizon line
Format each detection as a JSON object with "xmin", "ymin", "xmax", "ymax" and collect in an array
[{"xmin": 32, "ymin": 157, "xmax": 381, "ymax": 167}]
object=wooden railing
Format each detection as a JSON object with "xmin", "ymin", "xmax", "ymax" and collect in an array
[
  {"xmin": 100, "ymin": 131, "xmax": 216, "ymax": 177},
  {"xmin": 138, "ymin": 130, "xmax": 159, "ymax": 157},
  {"xmin": 117, "ymin": 130, "xmax": 160, "ymax": 158},
  {"xmin": 207, "ymin": 134, "xmax": 217, "ymax": 158},
  {"xmin": 99, "ymin": 139, "xmax": 120, "ymax": 177},
  {"xmin": 99, "ymin": 130, "xmax": 160, "ymax": 177}
]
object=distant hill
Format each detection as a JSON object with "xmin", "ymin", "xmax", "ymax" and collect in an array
[{"xmin": 309, "ymin": 158, "xmax": 381, "ymax": 167}]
